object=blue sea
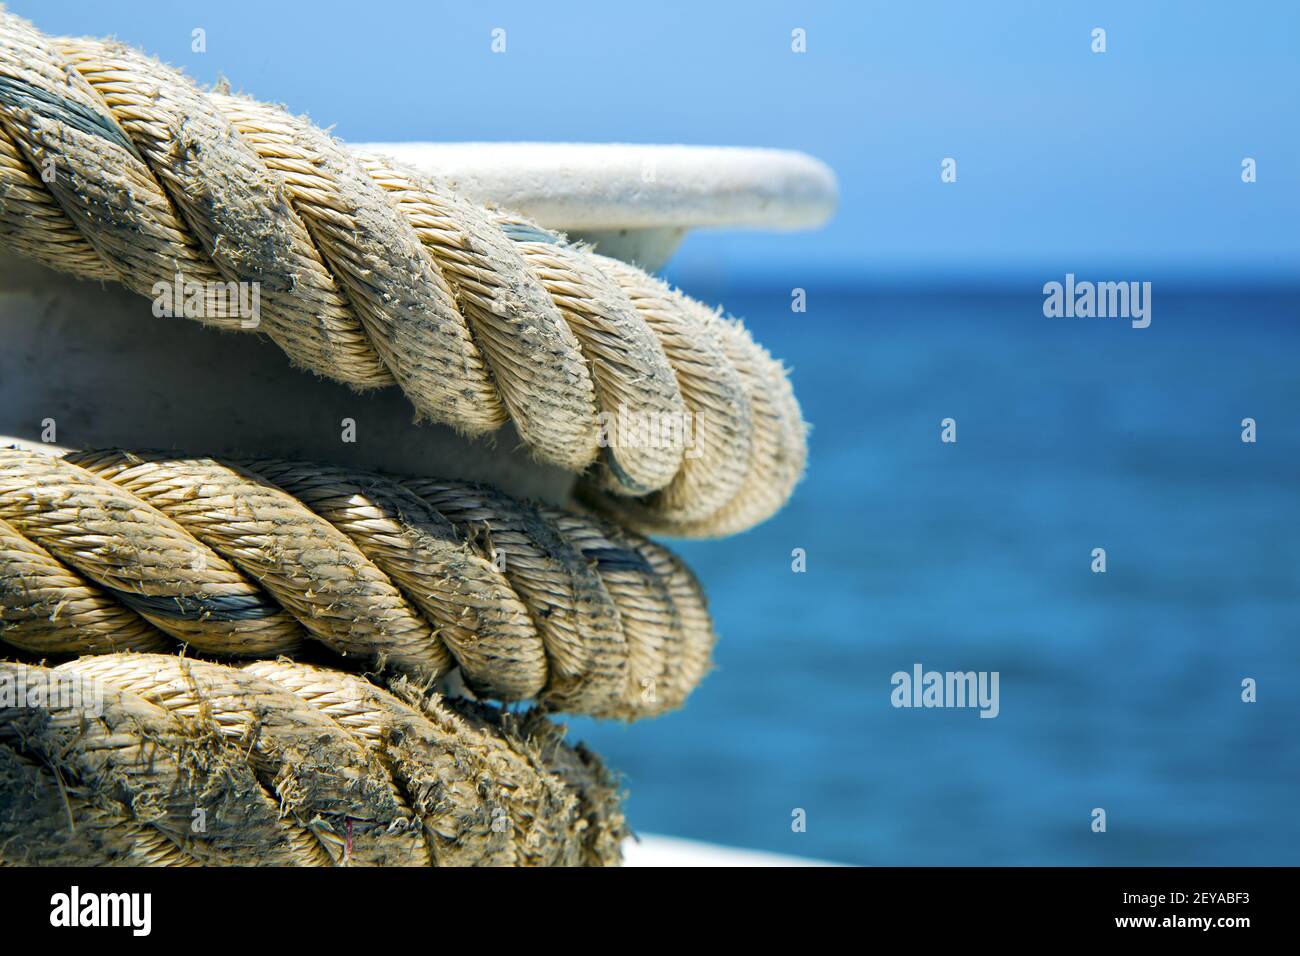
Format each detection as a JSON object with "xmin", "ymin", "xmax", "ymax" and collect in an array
[{"xmin": 569, "ymin": 285, "xmax": 1300, "ymax": 865}]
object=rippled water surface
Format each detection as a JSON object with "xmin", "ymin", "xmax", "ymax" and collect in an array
[{"xmin": 570, "ymin": 287, "xmax": 1300, "ymax": 865}]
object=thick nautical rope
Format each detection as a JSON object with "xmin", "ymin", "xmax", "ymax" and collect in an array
[
  {"xmin": 0, "ymin": 447, "xmax": 715, "ymax": 720},
  {"xmin": 0, "ymin": 12, "xmax": 806, "ymax": 537},
  {"xmin": 0, "ymin": 656, "xmax": 626, "ymax": 866}
]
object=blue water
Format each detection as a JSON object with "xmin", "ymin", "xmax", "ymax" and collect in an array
[{"xmin": 568, "ymin": 286, "xmax": 1300, "ymax": 865}]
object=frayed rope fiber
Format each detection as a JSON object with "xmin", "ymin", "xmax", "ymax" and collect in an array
[
  {"xmin": 0, "ymin": 448, "xmax": 716, "ymax": 720},
  {"xmin": 0, "ymin": 11, "xmax": 807, "ymax": 537},
  {"xmin": 0, "ymin": 655, "xmax": 627, "ymax": 866}
]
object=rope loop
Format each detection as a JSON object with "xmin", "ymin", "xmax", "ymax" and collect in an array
[
  {"xmin": 0, "ymin": 656, "xmax": 625, "ymax": 866},
  {"xmin": 0, "ymin": 447, "xmax": 716, "ymax": 720},
  {"xmin": 0, "ymin": 12, "xmax": 806, "ymax": 536}
]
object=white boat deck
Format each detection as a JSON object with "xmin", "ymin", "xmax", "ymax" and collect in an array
[{"xmin": 622, "ymin": 834, "xmax": 835, "ymax": 867}]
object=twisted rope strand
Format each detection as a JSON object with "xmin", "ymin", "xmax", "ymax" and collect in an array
[
  {"xmin": 59, "ymin": 654, "xmax": 432, "ymax": 866},
  {"xmin": 236, "ymin": 459, "xmax": 547, "ymax": 699},
  {"xmin": 494, "ymin": 214, "xmax": 686, "ymax": 494},
  {"xmin": 0, "ymin": 661, "xmax": 325, "ymax": 865},
  {"xmin": 0, "ymin": 447, "xmax": 716, "ymax": 719},
  {"xmin": 0, "ymin": 515, "xmax": 171, "ymax": 654},
  {"xmin": 0, "ymin": 450, "xmax": 304, "ymax": 655},
  {"xmin": 355, "ymin": 152, "xmax": 601, "ymax": 468},
  {"xmin": 0, "ymin": 12, "xmax": 805, "ymax": 536},
  {"xmin": 596, "ymin": 255, "xmax": 753, "ymax": 522},
  {"xmin": 67, "ymin": 450, "xmax": 453, "ymax": 679},
  {"xmin": 247, "ymin": 660, "xmax": 621, "ymax": 866},
  {"xmin": 401, "ymin": 477, "xmax": 632, "ymax": 714},
  {"xmin": 1, "ymin": 656, "xmax": 624, "ymax": 865},
  {"xmin": 0, "ymin": 746, "xmax": 199, "ymax": 866}
]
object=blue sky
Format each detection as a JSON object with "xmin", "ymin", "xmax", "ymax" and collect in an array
[{"xmin": 12, "ymin": 0, "xmax": 1299, "ymax": 284}]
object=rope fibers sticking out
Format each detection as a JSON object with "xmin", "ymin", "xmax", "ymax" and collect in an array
[
  {"xmin": 0, "ymin": 12, "xmax": 806, "ymax": 537},
  {"xmin": 0, "ymin": 448, "xmax": 716, "ymax": 720},
  {"xmin": 0, "ymin": 655, "xmax": 626, "ymax": 866}
]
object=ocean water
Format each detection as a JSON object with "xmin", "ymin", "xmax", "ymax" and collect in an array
[{"xmin": 568, "ymin": 286, "xmax": 1300, "ymax": 865}]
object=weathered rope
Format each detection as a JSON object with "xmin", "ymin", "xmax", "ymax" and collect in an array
[
  {"xmin": 0, "ymin": 656, "xmax": 626, "ymax": 866},
  {"xmin": 0, "ymin": 12, "xmax": 806, "ymax": 537},
  {"xmin": 0, "ymin": 447, "xmax": 715, "ymax": 719}
]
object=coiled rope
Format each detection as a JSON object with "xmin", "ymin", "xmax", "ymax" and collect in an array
[
  {"xmin": 0, "ymin": 11, "xmax": 807, "ymax": 537},
  {"xmin": 0, "ymin": 655, "xmax": 625, "ymax": 866},
  {"xmin": 0, "ymin": 447, "xmax": 716, "ymax": 720}
]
